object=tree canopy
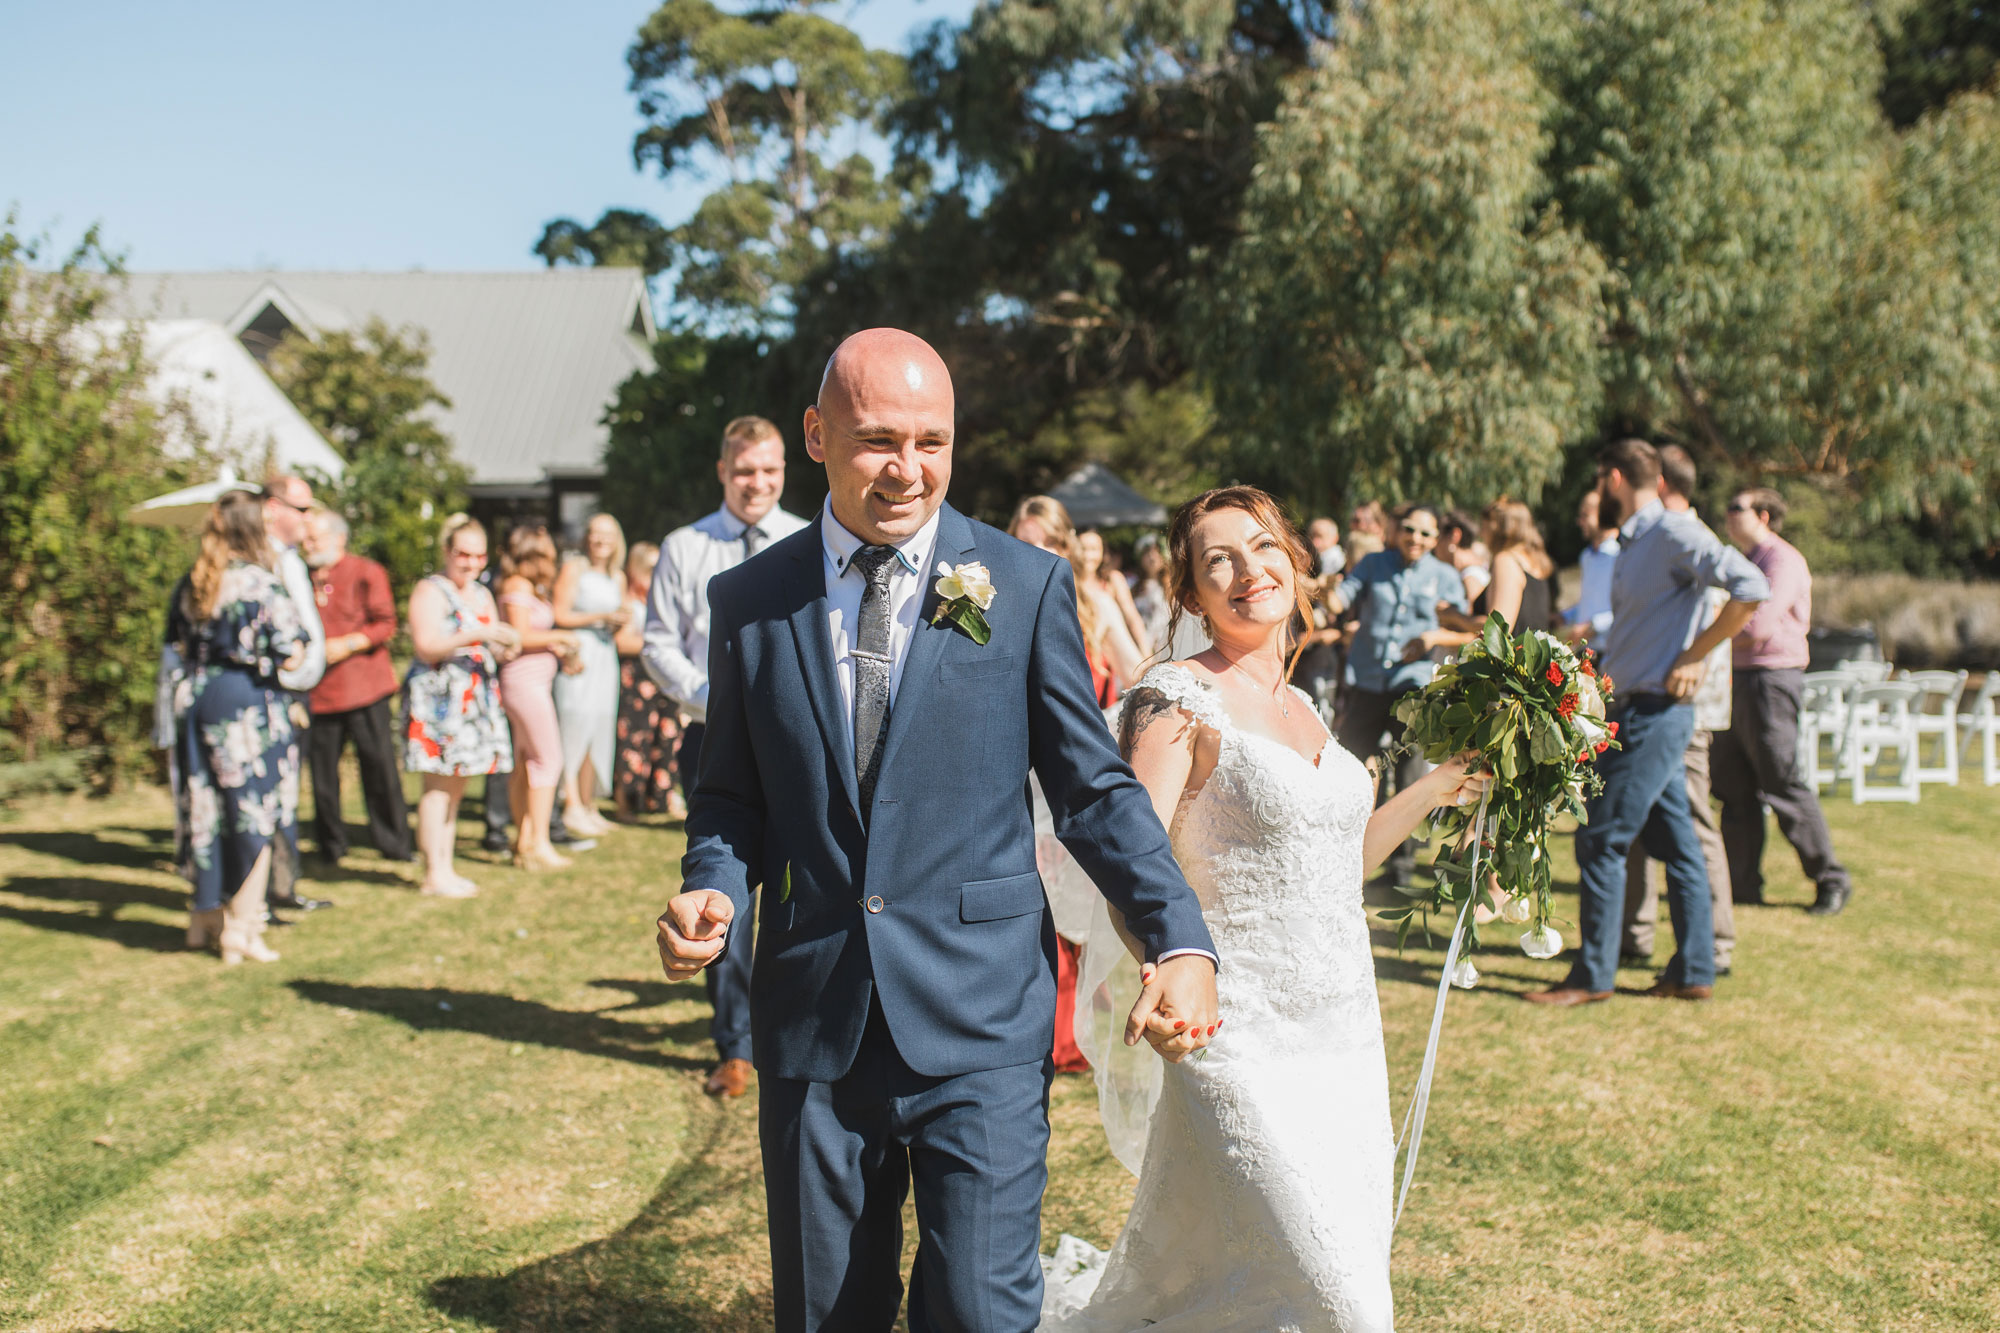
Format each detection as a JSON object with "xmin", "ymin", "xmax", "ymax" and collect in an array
[{"xmin": 564, "ymin": 0, "xmax": 2000, "ymax": 571}]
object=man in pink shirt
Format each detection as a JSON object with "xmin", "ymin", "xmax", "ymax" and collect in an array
[{"xmin": 1713, "ymin": 488, "xmax": 1852, "ymax": 916}]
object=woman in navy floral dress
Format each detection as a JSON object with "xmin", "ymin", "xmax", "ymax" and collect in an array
[{"xmin": 166, "ymin": 491, "xmax": 308, "ymax": 965}]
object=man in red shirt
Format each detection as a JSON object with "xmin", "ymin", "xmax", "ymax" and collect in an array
[
  {"xmin": 302, "ymin": 510, "xmax": 413, "ymax": 865},
  {"xmin": 1715, "ymin": 488, "xmax": 1852, "ymax": 916}
]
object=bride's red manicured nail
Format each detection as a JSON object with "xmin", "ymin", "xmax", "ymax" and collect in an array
[
  {"xmin": 1173, "ymin": 1020, "xmax": 1186, "ymax": 1031},
  {"xmin": 1207, "ymin": 1024, "xmax": 1218, "ymax": 1036}
]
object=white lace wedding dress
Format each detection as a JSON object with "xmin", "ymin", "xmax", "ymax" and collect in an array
[{"xmin": 1041, "ymin": 664, "xmax": 1395, "ymax": 1332}]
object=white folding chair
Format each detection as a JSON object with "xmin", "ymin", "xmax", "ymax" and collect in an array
[
  {"xmin": 1846, "ymin": 681, "xmax": 1922, "ymax": 804},
  {"xmin": 1960, "ymin": 674, "xmax": 2000, "ymax": 787},
  {"xmin": 1899, "ymin": 669, "xmax": 1968, "ymax": 786},
  {"xmin": 1797, "ymin": 672, "xmax": 1852, "ymax": 790}
]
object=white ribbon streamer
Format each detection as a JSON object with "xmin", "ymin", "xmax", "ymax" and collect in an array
[{"xmin": 1393, "ymin": 786, "xmax": 1491, "ymax": 1232}]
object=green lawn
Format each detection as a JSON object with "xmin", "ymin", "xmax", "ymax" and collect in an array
[{"xmin": 2, "ymin": 774, "xmax": 1996, "ymax": 1332}]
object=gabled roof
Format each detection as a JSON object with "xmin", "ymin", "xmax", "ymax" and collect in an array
[
  {"xmin": 92, "ymin": 318, "xmax": 345, "ymax": 480},
  {"xmin": 116, "ymin": 270, "xmax": 656, "ymax": 488}
]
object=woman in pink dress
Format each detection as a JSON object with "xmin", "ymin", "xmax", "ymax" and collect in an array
[{"xmin": 498, "ymin": 524, "xmax": 582, "ymax": 871}]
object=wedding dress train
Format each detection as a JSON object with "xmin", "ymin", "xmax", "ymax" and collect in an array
[{"xmin": 1042, "ymin": 664, "xmax": 1395, "ymax": 1333}]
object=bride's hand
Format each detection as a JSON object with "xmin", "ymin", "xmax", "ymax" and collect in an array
[
  {"xmin": 1125, "ymin": 955, "xmax": 1220, "ymax": 1063},
  {"xmin": 1428, "ymin": 750, "xmax": 1493, "ymax": 810}
]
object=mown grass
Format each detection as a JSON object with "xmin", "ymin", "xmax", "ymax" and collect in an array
[{"xmin": 2, "ymin": 772, "xmax": 1996, "ymax": 1331}]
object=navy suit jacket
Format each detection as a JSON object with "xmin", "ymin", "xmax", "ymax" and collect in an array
[{"xmin": 681, "ymin": 503, "xmax": 1216, "ymax": 1082}]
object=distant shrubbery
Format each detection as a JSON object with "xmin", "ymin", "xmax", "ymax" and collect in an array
[
  {"xmin": 0, "ymin": 224, "xmax": 196, "ymax": 787},
  {"xmin": 1815, "ymin": 574, "xmax": 2000, "ymax": 670}
]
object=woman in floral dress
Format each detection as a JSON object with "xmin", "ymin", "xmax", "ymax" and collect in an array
[
  {"xmin": 404, "ymin": 515, "xmax": 520, "ymax": 897},
  {"xmin": 166, "ymin": 490, "xmax": 308, "ymax": 965},
  {"xmin": 611, "ymin": 542, "xmax": 685, "ymax": 820}
]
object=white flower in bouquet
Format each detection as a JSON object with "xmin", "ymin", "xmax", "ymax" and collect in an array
[
  {"xmin": 1450, "ymin": 957, "xmax": 1480, "ymax": 989},
  {"xmin": 1520, "ymin": 925, "xmax": 1563, "ymax": 959},
  {"xmin": 1572, "ymin": 672, "xmax": 1606, "ymax": 720},
  {"xmin": 1500, "ymin": 896, "xmax": 1532, "ymax": 924}
]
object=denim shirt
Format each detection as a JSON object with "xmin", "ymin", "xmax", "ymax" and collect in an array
[
  {"xmin": 1336, "ymin": 550, "xmax": 1469, "ymax": 694},
  {"xmin": 1602, "ymin": 500, "xmax": 1769, "ymax": 700}
]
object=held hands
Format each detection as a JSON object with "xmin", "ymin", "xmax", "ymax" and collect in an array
[
  {"xmin": 1427, "ymin": 750, "xmax": 1495, "ymax": 810},
  {"xmin": 657, "ymin": 889, "xmax": 733, "ymax": 981},
  {"xmin": 1124, "ymin": 954, "xmax": 1220, "ymax": 1064}
]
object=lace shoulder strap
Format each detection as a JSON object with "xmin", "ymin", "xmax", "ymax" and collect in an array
[{"xmin": 1121, "ymin": 663, "xmax": 1231, "ymax": 735}]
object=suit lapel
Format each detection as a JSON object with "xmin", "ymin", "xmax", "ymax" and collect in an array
[
  {"xmin": 876, "ymin": 504, "xmax": 976, "ymax": 782},
  {"xmin": 784, "ymin": 534, "xmax": 861, "ymax": 814}
]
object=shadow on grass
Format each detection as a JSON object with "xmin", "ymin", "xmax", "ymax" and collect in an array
[
  {"xmin": 0, "ymin": 901, "xmax": 186, "ymax": 952},
  {"xmin": 428, "ymin": 1109, "xmax": 774, "ymax": 1332},
  {"xmin": 2, "ymin": 873, "xmax": 188, "ymax": 914},
  {"xmin": 288, "ymin": 981, "xmax": 712, "ymax": 1071},
  {"xmin": 0, "ymin": 828, "xmax": 173, "ymax": 874}
]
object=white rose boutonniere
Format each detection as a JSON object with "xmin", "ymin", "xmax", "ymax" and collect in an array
[{"xmin": 931, "ymin": 560, "xmax": 996, "ymax": 645}]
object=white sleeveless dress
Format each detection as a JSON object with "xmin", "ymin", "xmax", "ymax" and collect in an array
[{"xmin": 1042, "ymin": 664, "xmax": 1395, "ymax": 1332}]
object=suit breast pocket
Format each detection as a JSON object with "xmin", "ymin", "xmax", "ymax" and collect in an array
[{"xmin": 939, "ymin": 652, "xmax": 1019, "ymax": 682}]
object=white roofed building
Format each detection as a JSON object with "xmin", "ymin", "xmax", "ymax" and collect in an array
[{"xmin": 116, "ymin": 270, "xmax": 656, "ymax": 535}]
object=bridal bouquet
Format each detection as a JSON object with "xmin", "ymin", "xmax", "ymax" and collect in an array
[{"xmin": 1383, "ymin": 613, "xmax": 1618, "ymax": 973}]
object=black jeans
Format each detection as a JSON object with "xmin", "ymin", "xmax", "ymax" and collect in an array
[
  {"xmin": 307, "ymin": 697, "xmax": 413, "ymax": 862},
  {"xmin": 1711, "ymin": 668, "xmax": 1851, "ymax": 901},
  {"xmin": 1335, "ymin": 686, "xmax": 1425, "ymax": 883}
]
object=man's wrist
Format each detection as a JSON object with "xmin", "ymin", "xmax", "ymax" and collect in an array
[{"xmin": 1156, "ymin": 947, "xmax": 1218, "ymax": 972}]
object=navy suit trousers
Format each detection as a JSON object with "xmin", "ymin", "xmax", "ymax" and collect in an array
[{"xmin": 760, "ymin": 998, "xmax": 1053, "ymax": 1333}]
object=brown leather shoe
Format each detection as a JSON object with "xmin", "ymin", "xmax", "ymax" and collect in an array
[
  {"xmin": 1643, "ymin": 981, "xmax": 1714, "ymax": 1001},
  {"xmin": 704, "ymin": 1057, "xmax": 754, "ymax": 1098},
  {"xmin": 1522, "ymin": 986, "xmax": 1612, "ymax": 1007}
]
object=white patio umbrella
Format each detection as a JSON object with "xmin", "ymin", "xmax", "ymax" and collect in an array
[{"xmin": 126, "ymin": 466, "xmax": 260, "ymax": 529}]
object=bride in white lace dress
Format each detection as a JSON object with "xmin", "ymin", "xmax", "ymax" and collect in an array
[{"xmin": 1042, "ymin": 488, "xmax": 1487, "ymax": 1333}]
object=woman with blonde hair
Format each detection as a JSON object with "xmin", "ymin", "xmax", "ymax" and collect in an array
[
  {"xmin": 553, "ymin": 512, "xmax": 629, "ymax": 836},
  {"xmin": 498, "ymin": 523, "xmax": 583, "ymax": 870},
  {"xmin": 1009, "ymin": 496, "xmax": 1145, "ymax": 703},
  {"xmin": 404, "ymin": 514, "xmax": 520, "ymax": 896},
  {"xmin": 1480, "ymin": 498, "xmax": 1557, "ymax": 633},
  {"xmin": 611, "ymin": 541, "xmax": 686, "ymax": 821},
  {"xmin": 164, "ymin": 489, "xmax": 308, "ymax": 963}
]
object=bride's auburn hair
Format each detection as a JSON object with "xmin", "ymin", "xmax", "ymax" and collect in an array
[{"xmin": 1163, "ymin": 486, "xmax": 1317, "ymax": 675}]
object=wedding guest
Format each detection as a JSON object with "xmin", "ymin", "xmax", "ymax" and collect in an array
[
  {"xmin": 301, "ymin": 509, "xmax": 412, "ymax": 867},
  {"xmin": 1078, "ymin": 528, "xmax": 1152, "ymax": 664},
  {"xmin": 1129, "ymin": 533, "xmax": 1172, "ymax": 656},
  {"xmin": 643, "ymin": 415, "xmax": 810, "ymax": 1099},
  {"xmin": 1621, "ymin": 446, "xmax": 1736, "ymax": 974},
  {"xmin": 613, "ymin": 542, "xmax": 685, "ymax": 821},
  {"xmin": 1344, "ymin": 500, "xmax": 1386, "ymax": 568},
  {"xmin": 553, "ymin": 513, "xmax": 629, "ymax": 838},
  {"xmin": 1436, "ymin": 509, "xmax": 1492, "ymax": 610},
  {"xmin": 499, "ymin": 524, "xmax": 583, "ymax": 872},
  {"xmin": 1478, "ymin": 499, "xmax": 1556, "ymax": 632},
  {"xmin": 1326, "ymin": 504, "xmax": 1469, "ymax": 888},
  {"xmin": 405, "ymin": 515, "xmax": 518, "ymax": 897},
  {"xmin": 1717, "ymin": 487, "xmax": 1854, "ymax": 916},
  {"xmin": 1306, "ymin": 516, "xmax": 1345, "ymax": 577},
  {"xmin": 1529, "ymin": 439, "xmax": 1767, "ymax": 1007},
  {"xmin": 261, "ymin": 475, "xmax": 330, "ymax": 919},
  {"xmin": 1010, "ymin": 496, "xmax": 1145, "ymax": 702},
  {"xmin": 1563, "ymin": 488, "xmax": 1620, "ymax": 649},
  {"xmin": 166, "ymin": 490, "xmax": 307, "ymax": 964}
]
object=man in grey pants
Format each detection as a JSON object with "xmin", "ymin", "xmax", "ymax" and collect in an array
[{"xmin": 1714, "ymin": 488, "xmax": 1853, "ymax": 916}]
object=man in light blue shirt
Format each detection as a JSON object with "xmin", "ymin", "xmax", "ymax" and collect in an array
[
  {"xmin": 1328, "ymin": 504, "xmax": 1468, "ymax": 887},
  {"xmin": 1563, "ymin": 488, "xmax": 1619, "ymax": 649},
  {"xmin": 1529, "ymin": 440, "xmax": 1769, "ymax": 1008}
]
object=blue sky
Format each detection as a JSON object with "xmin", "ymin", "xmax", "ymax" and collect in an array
[{"xmin": 1, "ymin": 0, "xmax": 971, "ymax": 273}]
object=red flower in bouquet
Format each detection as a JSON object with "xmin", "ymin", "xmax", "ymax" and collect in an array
[
  {"xmin": 1557, "ymin": 693, "xmax": 1578, "ymax": 719},
  {"xmin": 1545, "ymin": 663, "xmax": 1566, "ymax": 687}
]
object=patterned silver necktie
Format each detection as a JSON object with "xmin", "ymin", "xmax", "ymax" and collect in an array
[
  {"xmin": 742, "ymin": 524, "xmax": 767, "ymax": 560},
  {"xmin": 849, "ymin": 544, "xmax": 900, "ymax": 821}
]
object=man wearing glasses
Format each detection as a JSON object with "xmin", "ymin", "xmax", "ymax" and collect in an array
[{"xmin": 1326, "ymin": 503, "xmax": 1469, "ymax": 889}]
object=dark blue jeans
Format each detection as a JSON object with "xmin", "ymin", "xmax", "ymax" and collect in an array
[{"xmin": 1567, "ymin": 697, "xmax": 1716, "ymax": 992}]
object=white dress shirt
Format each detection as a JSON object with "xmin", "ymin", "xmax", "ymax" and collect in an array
[
  {"xmin": 272, "ymin": 540, "xmax": 326, "ymax": 694},
  {"xmin": 643, "ymin": 503, "xmax": 810, "ymax": 720},
  {"xmin": 820, "ymin": 505, "xmax": 941, "ymax": 732}
]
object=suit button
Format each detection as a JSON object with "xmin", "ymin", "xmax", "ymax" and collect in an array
[{"xmin": 865, "ymin": 895, "xmax": 885, "ymax": 914}]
